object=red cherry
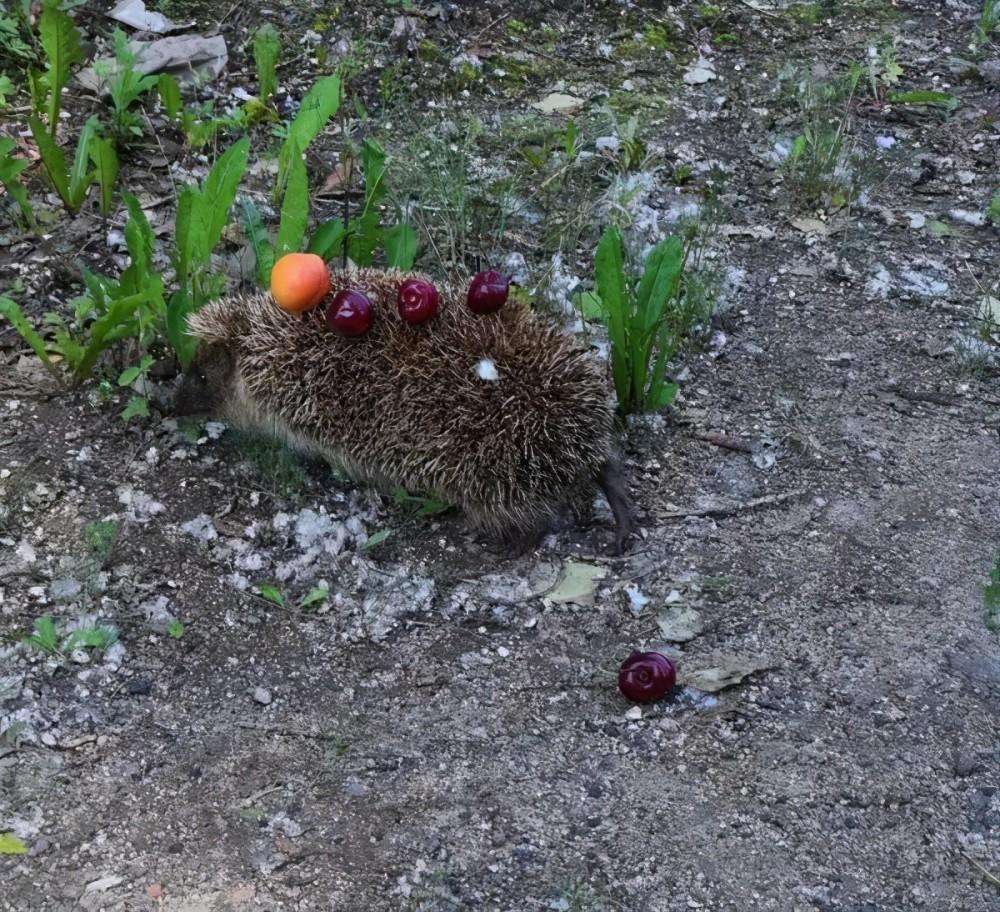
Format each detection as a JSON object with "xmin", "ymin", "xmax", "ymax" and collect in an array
[
  {"xmin": 467, "ymin": 270, "xmax": 510, "ymax": 314},
  {"xmin": 326, "ymin": 289, "xmax": 373, "ymax": 336},
  {"xmin": 397, "ymin": 279, "xmax": 440, "ymax": 325},
  {"xmin": 618, "ymin": 651, "xmax": 676, "ymax": 703}
]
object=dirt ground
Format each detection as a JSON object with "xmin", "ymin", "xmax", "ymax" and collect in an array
[{"xmin": 1, "ymin": 1, "xmax": 999, "ymax": 910}]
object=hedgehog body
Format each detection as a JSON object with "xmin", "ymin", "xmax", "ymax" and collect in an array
[{"xmin": 179, "ymin": 269, "xmax": 628, "ymax": 546}]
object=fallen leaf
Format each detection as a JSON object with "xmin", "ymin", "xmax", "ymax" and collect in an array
[
  {"xmin": 680, "ymin": 656, "xmax": 772, "ymax": 693},
  {"xmin": 656, "ymin": 606, "xmax": 705, "ymax": 642},
  {"xmin": 531, "ymin": 92, "xmax": 584, "ymax": 115},
  {"xmin": 544, "ymin": 560, "xmax": 606, "ymax": 606},
  {"xmin": 146, "ymin": 883, "xmax": 163, "ymax": 900}
]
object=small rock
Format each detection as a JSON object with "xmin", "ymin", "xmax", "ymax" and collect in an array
[
  {"xmin": 252, "ymin": 686, "xmax": 272, "ymax": 706},
  {"xmin": 624, "ymin": 706, "xmax": 643, "ymax": 721},
  {"xmin": 684, "ymin": 57, "xmax": 717, "ymax": 85}
]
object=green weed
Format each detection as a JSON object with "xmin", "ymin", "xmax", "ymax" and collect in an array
[
  {"xmin": 975, "ymin": 0, "xmax": 999, "ymax": 47},
  {"xmin": 95, "ymin": 30, "xmax": 158, "ymax": 140},
  {"xmin": 28, "ymin": 113, "xmax": 100, "ymax": 214},
  {"xmin": 169, "ymin": 137, "xmax": 250, "ymax": 365},
  {"xmin": 32, "ymin": 0, "xmax": 83, "ymax": 134},
  {"xmin": 589, "ymin": 227, "xmax": 689, "ymax": 417},
  {"xmin": 253, "ymin": 24, "xmax": 280, "ymax": 104}
]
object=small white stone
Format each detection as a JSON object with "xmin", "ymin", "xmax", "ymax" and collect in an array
[
  {"xmin": 475, "ymin": 358, "xmax": 499, "ymax": 382},
  {"xmin": 252, "ymin": 686, "xmax": 272, "ymax": 705},
  {"xmin": 624, "ymin": 706, "xmax": 643, "ymax": 721}
]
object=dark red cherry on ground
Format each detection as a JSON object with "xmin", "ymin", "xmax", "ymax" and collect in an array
[
  {"xmin": 326, "ymin": 289, "xmax": 374, "ymax": 336},
  {"xmin": 618, "ymin": 651, "xmax": 677, "ymax": 703},
  {"xmin": 467, "ymin": 270, "xmax": 511, "ymax": 314},
  {"xmin": 397, "ymin": 279, "xmax": 440, "ymax": 325}
]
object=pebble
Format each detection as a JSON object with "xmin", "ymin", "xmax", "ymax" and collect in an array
[
  {"xmin": 252, "ymin": 686, "xmax": 272, "ymax": 706},
  {"xmin": 624, "ymin": 706, "xmax": 643, "ymax": 721}
]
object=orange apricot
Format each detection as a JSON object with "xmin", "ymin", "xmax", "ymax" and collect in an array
[{"xmin": 270, "ymin": 253, "xmax": 331, "ymax": 313}]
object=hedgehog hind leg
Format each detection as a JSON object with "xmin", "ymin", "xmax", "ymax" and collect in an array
[{"xmin": 599, "ymin": 457, "xmax": 634, "ymax": 556}]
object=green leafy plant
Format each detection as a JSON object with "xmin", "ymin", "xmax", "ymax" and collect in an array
[
  {"xmin": 167, "ymin": 619, "xmax": 185, "ymax": 638},
  {"xmin": 156, "ymin": 72, "xmax": 182, "ymax": 121},
  {"xmin": 362, "ymin": 528, "xmax": 393, "ymax": 550},
  {"xmin": 168, "ymin": 137, "xmax": 250, "ymax": 365},
  {"xmin": 257, "ymin": 583, "xmax": 286, "ymax": 607},
  {"xmin": 28, "ymin": 113, "xmax": 101, "ymax": 213},
  {"xmin": 975, "ymin": 0, "xmax": 999, "ymax": 47},
  {"xmin": 299, "ymin": 585, "xmax": 329, "ymax": 611},
  {"xmin": 590, "ymin": 227, "xmax": 688, "ymax": 416},
  {"xmin": 0, "ymin": 137, "xmax": 34, "ymax": 225},
  {"xmin": 988, "ymin": 191, "xmax": 1000, "ymax": 226},
  {"xmin": 64, "ymin": 624, "xmax": 119, "ymax": 652},
  {"xmin": 2, "ymin": 193, "xmax": 165, "ymax": 386},
  {"xmin": 850, "ymin": 41, "xmax": 902, "ymax": 102},
  {"xmin": 253, "ymin": 23, "xmax": 280, "ymax": 104},
  {"xmin": 32, "ymin": 0, "xmax": 83, "ymax": 134},
  {"xmin": 83, "ymin": 519, "xmax": 119, "ymax": 562},
  {"xmin": 95, "ymin": 29, "xmax": 158, "ymax": 140},
  {"xmin": 23, "ymin": 615, "xmax": 60, "ymax": 655}
]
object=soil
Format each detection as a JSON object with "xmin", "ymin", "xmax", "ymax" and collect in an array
[{"xmin": 1, "ymin": 1, "xmax": 998, "ymax": 911}]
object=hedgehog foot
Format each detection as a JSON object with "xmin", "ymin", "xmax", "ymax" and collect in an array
[{"xmin": 599, "ymin": 457, "xmax": 634, "ymax": 556}]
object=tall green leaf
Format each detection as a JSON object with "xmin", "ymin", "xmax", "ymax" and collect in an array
[
  {"xmin": 166, "ymin": 290, "xmax": 197, "ymax": 366},
  {"xmin": 276, "ymin": 140, "xmax": 308, "ymax": 257},
  {"xmin": 253, "ymin": 24, "xmax": 280, "ymax": 103},
  {"xmin": 173, "ymin": 184, "xmax": 196, "ymax": 286},
  {"xmin": 594, "ymin": 227, "xmax": 630, "ymax": 409},
  {"xmin": 307, "ymin": 218, "xmax": 346, "ymax": 261},
  {"xmin": 0, "ymin": 138, "xmax": 34, "ymax": 224},
  {"xmin": 120, "ymin": 192, "xmax": 158, "ymax": 299},
  {"xmin": 67, "ymin": 115, "xmax": 97, "ymax": 208},
  {"xmin": 384, "ymin": 223, "xmax": 417, "ymax": 269},
  {"xmin": 0, "ymin": 296, "xmax": 63, "ymax": 384},
  {"xmin": 276, "ymin": 74, "xmax": 341, "ymax": 200},
  {"xmin": 348, "ymin": 138, "xmax": 387, "ymax": 265},
  {"xmin": 28, "ymin": 114, "xmax": 70, "ymax": 208},
  {"xmin": 200, "ymin": 136, "xmax": 250, "ymax": 263},
  {"xmin": 89, "ymin": 135, "xmax": 118, "ymax": 215},
  {"xmin": 635, "ymin": 236, "xmax": 684, "ymax": 335},
  {"xmin": 38, "ymin": 0, "xmax": 83, "ymax": 134},
  {"xmin": 157, "ymin": 73, "xmax": 182, "ymax": 120},
  {"xmin": 241, "ymin": 198, "xmax": 275, "ymax": 286}
]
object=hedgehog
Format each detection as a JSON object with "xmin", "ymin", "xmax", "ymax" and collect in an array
[{"xmin": 175, "ymin": 268, "xmax": 633, "ymax": 552}]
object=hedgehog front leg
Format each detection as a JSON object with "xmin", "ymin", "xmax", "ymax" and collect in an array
[{"xmin": 599, "ymin": 458, "xmax": 634, "ymax": 555}]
